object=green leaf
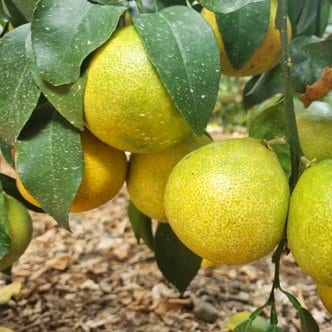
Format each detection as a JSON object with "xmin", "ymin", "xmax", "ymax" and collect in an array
[
  {"xmin": 26, "ymin": 34, "xmax": 85, "ymax": 130},
  {"xmin": 215, "ymin": 0, "xmax": 270, "ymax": 70},
  {"xmin": 0, "ymin": 184, "xmax": 10, "ymax": 260},
  {"xmin": 133, "ymin": 6, "xmax": 220, "ymax": 135},
  {"xmin": 303, "ymin": 39, "xmax": 332, "ymax": 66},
  {"xmin": 127, "ymin": 201, "xmax": 154, "ymax": 251},
  {"xmin": 294, "ymin": 0, "xmax": 322, "ymax": 36},
  {"xmin": 227, "ymin": 311, "xmax": 271, "ymax": 332},
  {"xmin": 31, "ymin": 0, "xmax": 127, "ymax": 85},
  {"xmin": 282, "ymin": 291, "xmax": 319, "ymax": 332},
  {"xmin": 234, "ymin": 320, "xmax": 253, "ymax": 332},
  {"xmin": 267, "ymin": 326, "xmax": 283, "ymax": 332},
  {"xmin": 0, "ymin": 173, "xmax": 44, "ymax": 212},
  {"xmin": 200, "ymin": 0, "xmax": 267, "ymax": 14},
  {"xmin": 6, "ymin": 0, "xmax": 39, "ymax": 21},
  {"xmin": 2, "ymin": 0, "xmax": 27, "ymax": 26},
  {"xmin": 0, "ymin": 24, "xmax": 41, "ymax": 145},
  {"xmin": 16, "ymin": 104, "xmax": 84, "ymax": 229},
  {"xmin": 155, "ymin": 223, "xmax": 201, "ymax": 293},
  {"xmin": 0, "ymin": 140, "xmax": 14, "ymax": 167},
  {"xmin": 248, "ymin": 100, "xmax": 291, "ymax": 176}
]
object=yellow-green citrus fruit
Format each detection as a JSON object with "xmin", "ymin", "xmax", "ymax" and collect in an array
[
  {"xmin": 287, "ymin": 159, "xmax": 332, "ymax": 286},
  {"xmin": 316, "ymin": 282, "xmax": 332, "ymax": 314},
  {"xmin": 165, "ymin": 138, "xmax": 289, "ymax": 265},
  {"xmin": 201, "ymin": 1, "xmax": 292, "ymax": 77},
  {"xmin": 0, "ymin": 194, "xmax": 33, "ymax": 271},
  {"xmin": 16, "ymin": 130, "xmax": 127, "ymax": 213},
  {"xmin": 295, "ymin": 99, "xmax": 332, "ymax": 162},
  {"xmin": 200, "ymin": 258, "xmax": 221, "ymax": 269},
  {"xmin": 84, "ymin": 25, "xmax": 191, "ymax": 153},
  {"xmin": 127, "ymin": 134, "xmax": 211, "ymax": 221},
  {"xmin": 226, "ymin": 311, "xmax": 270, "ymax": 332}
]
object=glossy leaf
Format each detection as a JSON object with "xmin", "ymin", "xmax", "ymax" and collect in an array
[
  {"xmin": 155, "ymin": 223, "xmax": 201, "ymax": 293},
  {"xmin": 127, "ymin": 201, "xmax": 154, "ymax": 251},
  {"xmin": 26, "ymin": 34, "xmax": 85, "ymax": 130},
  {"xmin": 0, "ymin": 173, "xmax": 44, "ymax": 213},
  {"xmin": 0, "ymin": 24, "xmax": 41, "ymax": 145},
  {"xmin": 0, "ymin": 183, "xmax": 10, "ymax": 260},
  {"xmin": 215, "ymin": 0, "xmax": 270, "ymax": 69},
  {"xmin": 295, "ymin": 0, "xmax": 322, "ymax": 36},
  {"xmin": 16, "ymin": 104, "xmax": 83, "ymax": 229},
  {"xmin": 31, "ymin": 0, "xmax": 127, "ymax": 85},
  {"xmin": 200, "ymin": 0, "xmax": 266, "ymax": 14},
  {"xmin": 133, "ymin": 6, "xmax": 220, "ymax": 135}
]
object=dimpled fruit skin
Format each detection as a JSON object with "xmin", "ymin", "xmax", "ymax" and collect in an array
[
  {"xmin": 127, "ymin": 134, "xmax": 211, "ymax": 221},
  {"xmin": 16, "ymin": 130, "xmax": 127, "ymax": 213},
  {"xmin": 84, "ymin": 25, "xmax": 191, "ymax": 153},
  {"xmin": 296, "ymin": 100, "xmax": 332, "ymax": 162},
  {"xmin": 201, "ymin": 0, "xmax": 291, "ymax": 77},
  {"xmin": 287, "ymin": 160, "xmax": 332, "ymax": 286},
  {"xmin": 164, "ymin": 138, "xmax": 289, "ymax": 265},
  {"xmin": 316, "ymin": 282, "xmax": 332, "ymax": 314},
  {"xmin": 0, "ymin": 195, "xmax": 32, "ymax": 271}
]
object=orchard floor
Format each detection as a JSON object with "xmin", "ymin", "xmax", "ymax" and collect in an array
[{"xmin": 0, "ymin": 127, "xmax": 331, "ymax": 332}]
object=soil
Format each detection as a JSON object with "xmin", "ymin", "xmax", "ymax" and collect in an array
[{"xmin": 0, "ymin": 127, "xmax": 331, "ymax": 332}]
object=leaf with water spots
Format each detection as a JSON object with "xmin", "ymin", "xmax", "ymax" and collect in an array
[
  {"xmin": 0, "ymin": 24, "xmax": 40, "ymax": 145},
  {"xmin": 200, "ymin": 0, "xmax": 267, "ymax": 14},
  {"xmin": 214, "ymin": 0, "xmax": 270, "ymax": 70},
  {"xmin": 133, "ymin": 6, "xmax": 220, "ymax": 136},
  {"xmin": 31, "ymin": 0, "xmax": 127, "ymax": 85},
  {"xmin": 26, "ymin": 33, "xmax": 85, "ymax": 130},
  {"xmin": 16, "ymin": 104, "xmax": 83, "ymax": 229}
]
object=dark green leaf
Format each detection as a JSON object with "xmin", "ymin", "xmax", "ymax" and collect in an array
[
  {"xmin": 248, "ymin": 100, "xmax": 291, "ymax": 176},
  {"xmin": 7, "ymin": 0, "xmax": 39, "ymax": 21},
  {"xmin": 31, "ymin": 0, "xmax": 127, "ymax": 85},
  {"xmin": 26, "ymin": 34, "xmax": 85, "ymax": 130},
  {"xmin": 16, "ymin": 104, "xmax": 84, "ymax": 229},
  {"xmin": 0, "ymin": 24, "xmax": 41, "ymax": 145},
  {"xmin": 0, "ymin": 183, "xmax": 10, "ymax": 259},
  {"xmin": 155, "ymin": 223, "xmax": 201, "ymax": 293},
  {"xmin": 156, "ymin": 0, "xmax": 186, "ymax": 9},
  {"xmin": 2, "ymin": 0, "xmax": 27, "ymax": 26},
  {"xmin": 282, "ymin": 290, "xmax": 319, "ymax": 332},
  {"xmin": 215, "ymin": 0, "xmax": 270, "ymax": 69},
  {"xmin": 90, "ymin": 0, "xmax": 128, "ymax": 4},
  {"xmin": 127, "ymin": 201, "xmax": 154, "ymax": 251},
  {"xmin": 200, "ymin": 0, "xmax": 266, "ymax": 14},
  {"xmin": 0, "ymin": 173, "xmax": 44, "ymax": 212},
  {"xmin": 295, "ymin": 0, "xmax": 321, "ymax": 36},
  {"xmin": 0, "ymin": 139, "xmax": 14, "ymax": 167},
  {"xmin": 298, "ymin": 308, "xmax": 320, "ymax": 332},
  {"xmin": 267, "ymin": 326, "xmax": 283, "ymax": 332},
  {"xmin": 133, "ymin": 6, "xmax": 220, "ymax": 135},
  {"xmin": 303, "ymin": 39, "xmax": 332, "ymax": 66}
]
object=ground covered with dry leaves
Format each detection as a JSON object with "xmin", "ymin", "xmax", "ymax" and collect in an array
[{"xmin": 0, "ymin": 128, "xmax": 331, "ymax": 332}]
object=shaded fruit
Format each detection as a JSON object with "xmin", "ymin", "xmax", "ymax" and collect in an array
[
  {"xmin": 316, "ymin": 282, "xmax": 332, "ymax": 314},
  {"xmin": 287, "ymin": 159, "xmax": 332, "ymax": 286},
  {"xmin": 164, "ymin": 138, "xmax": 289, "ymax": 265},
  {"xmin": 0, "ymin": 194, "xmax": 32, "ymax": 271},
  {"xmin": 295, "ymin": 98, "xmax": 332, "ymax": 162},
  {"xmin": 201, "ymin": 1, "xmax": 291, "ymax": 76},
  {"xmin": 127, "ymin": 134, "xmax": 211, "ymax": 221},
  {"xmin": 84, "ymin": 25, "xmax": 191, "ymax": 153},
  {"xmin": 16, "ymin": 130, "xmax": 127, "ymax": 213}
]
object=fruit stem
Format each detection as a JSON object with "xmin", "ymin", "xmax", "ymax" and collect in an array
[{"xmin": 276, "ymin": 0, "xmax": 303, "ymax": 191}]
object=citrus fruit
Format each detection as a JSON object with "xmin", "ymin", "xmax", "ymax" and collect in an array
[
  {"xmin": 287, "ymin": 159, "xmax": 332, "ymax": 286},
  {"xmin": 316, "ymin": 282, "xmax": 332, "ymax": 314},
  {"xmin": 226, "ymin": 311, "xmax": 271, "ymax": 332},
  {"xmin": 164, "ymin": 138, "xmax": 289, "ymax": 265},
  {"xmin": 295, "ymin": 98, "xmax": 332, "ymax": 162},
  {"xmin": 84, "ymin": 25, "xmax": 191, "ymax": 153},
  {"xmin": 16, "ymin": 130, "xmax": 127, "ymax": 213},
  {"xmin": 127, "ymin": 134, "xmax": 211, "ymax": 221},
  {"xmin": 0, "ymin": 194, "xmax": 33, "ymax": 271},
  {"xmin": 200, "ymin": 258, "xmax": 221, "ymax": 269},
  {"xmin": 201, "ymin": 1, "xmax": 291, "ymax": 76}
]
